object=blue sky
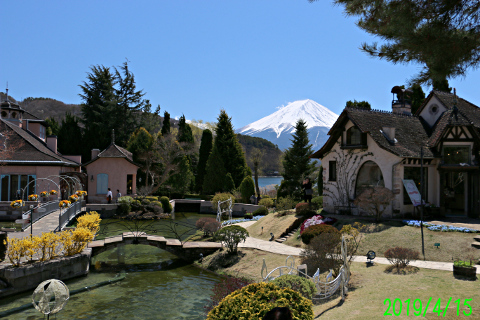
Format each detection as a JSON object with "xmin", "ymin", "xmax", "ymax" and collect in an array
[{"xmin": 2, "ymin": 1, "xmax": 480, "ymax": 129}]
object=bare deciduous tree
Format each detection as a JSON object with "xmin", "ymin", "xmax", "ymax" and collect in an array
[{"xmin": 354, "ymin": 186, "xmax": 395, "ymax": 222}]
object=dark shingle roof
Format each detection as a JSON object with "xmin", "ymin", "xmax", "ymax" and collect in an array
[
  {"xmin": 0, "ymin": 119, "xmax": 79, "ymax": 165},
  {"xmin": 83, "ymin": 143, "xmax": 139, "ymax": 167}
]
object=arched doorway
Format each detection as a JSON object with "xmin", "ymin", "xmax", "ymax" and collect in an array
[{"xmin": 355, "ymin": 161, "xmax": 384, "ymax": 197}]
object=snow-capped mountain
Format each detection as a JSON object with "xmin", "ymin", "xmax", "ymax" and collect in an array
[{"xmin": 237, "ymin": 99, "xmax": 339, "ymax": 151}]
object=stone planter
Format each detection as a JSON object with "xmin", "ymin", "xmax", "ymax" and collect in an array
[{"xmin": 453, "ymin": 265, "xmax": 477, "ymax": 280}]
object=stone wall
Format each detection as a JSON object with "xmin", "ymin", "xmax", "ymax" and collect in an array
[{"xmin": 0, "ymin": 248, "xmax": 91, "ymax": 298}]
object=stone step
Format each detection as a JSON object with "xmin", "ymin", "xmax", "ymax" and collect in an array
[
  {"xmin": 474, "ymin": 236, "xmax": 480, "ymax": 242},
  {"xmin": 471, "ymin": 242, "xmax": 480, "ymax": 249},
  {"xmin": 275, "ymin": 238, "xmax": 286, "ymax": 243}
]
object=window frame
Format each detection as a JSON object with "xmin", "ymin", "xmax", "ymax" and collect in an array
[{"xmin": 329, "ymin": 161, "xmax": 337, "ymax": 181}]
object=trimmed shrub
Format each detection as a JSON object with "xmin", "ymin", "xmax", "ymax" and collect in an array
[
  {"xmin": 206, "ymin": 282, "xmax": 313, "ymax": 320},
  {"xmin": 301, "ymin": 224, "xmax": 340, "ymax": 245},
  {"xmin": 276, "ymin": 196, "xmax": 296, "ymax": 211},
  {"xmin": 150, "ymin": 201, "xmax": 163, "ymax": 209},
  {"xmin": 204, "ymin": 276, "xmax": 252, "ymax": 315},
  {"xmin": 131, "ymin": 199, "xmax": 142, "ymax": 211},
  {"xmin": 311, "ymin": 196, "xmax": 323, "ymax": 209},
  {"xmin": 160, "ymin": 196, "xmax": 172, "ymax": 213},
  {"xmin": 196, "ymin": 217, "xmax": 221, "ymax": 236},
  {"xmin": 244, "ymin": 213, "xmax": 253, "ymax": 219},
  {"xmin": 215, "ymin": 225, "xmax": 249, "ymax": 254},
  {"xmin": 140, "ymin": 198, "xmax": 151, "ymax": 206},
  {"xmin": 117, "ymin": 196, "xmax": 133, "ymax": 215},
  {"xmin": 271, "ymin": 274, "xmax": 316, "ymax": 299},
  {"xmin": 239, "ymin": 176, "xmax": 255, "ymax": 203},
  {"xmin": 301, "ymin": 232, "xmax": 343, "ymax": 277},
  {"xmin": 212, "ymin": 193, "xmax": 235, "ymax": 211},
  {"xmin": 252, "ymin": 206, "xmax": 268, "ymax": 216},
  {"xmin": 258, "ymin": 198, "xmax": 274, "ymax": 208},
  {"xmin": 384, "ymin": 247, "xmax": 420, "ymax": 269},
  {"xmin": 296, "ymin": 202, "xmax": 309, "ymax": 214}
]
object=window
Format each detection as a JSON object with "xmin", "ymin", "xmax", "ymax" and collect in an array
[
  {"xmin": 0, "ymin": 174, "xmax": 36, "ymax": 201},
  {"xmin": 329, "ymin": 161, "xmax": 337, "ymax": 181},
  {"xmin": 346, "ymin": 127, "xmax": 366, "ymax": 146},
  {"xmin": 403, "ymin": 167, "xmax": 428, "ymax": 204},
  {"xmin": 127, "ymin": 174, "xmax": 133, "ymax": 194},
  {"xmin": 39, "ymin": 126, "xmax": 46, "ymax": 139},
  {"xmin": 97, "ymin": 174, "xmax": 108, "ymax": 194},
  {"xmin": 443, "ymin": 146, "xmax": 470, "ymax": 164},
  {"xmin": 355, "ymin": 161, "xmax": 384, "ymax": 197}
]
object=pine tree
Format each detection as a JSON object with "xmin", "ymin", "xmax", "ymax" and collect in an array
[
  {"xmin": 239, "ymin": 176, "xmax": 255, "ymax": 203},
  {"xmin": 168, "ymin": 155, "xmax": 194, "ymax": 196},
  {"xmin": 331, "ymin": 0, "xmax": 480, "ymax": 86},
  {"xmin": 79, "ymin": 65, "xmax": 118, "ymax": 160},
  {"xmin": 203, "ymin": 146, "xmax": 227, "ymax": 195},
  {"xmin": 57, "ymin": 113, "xmax": 82, "ymax": 155},
  {"xmin": 161, "ymin": 111, "xmax": 171, "ymax": 135},
  {"xmin": 318, "ymin": 165, "xmax": 323, "ymax": 196},
  {"xmin": 409, "ymin": 84, "xmax": 426, "ymax": 114},
  {"xmin": 224, "ymin": 173, "xmax": 235, "ymax": 193},
  {"xmin": 140, "ymin": 101, "xmax": 162, "ymax": 134},
  {"xmin": 214, "ymin": 110, "xmax": 248, "ymax": 188},
  {"xmin": 126, "ymin": 127, "xmax": 154, "ymax": 162},
  {"xmin": 278, "ymin": 119, "xmax": 317, "ymax": 200},
  {"xmin": 346, "ymin": 100, "xmax": 371, "ymax": 110},
  {"xmin": 45, "ymin": 117, "xmax": 60, "ymax": 136},
  {"xmin": 114, "ymin": 61, "xmax": 146, "ymax": 146},
  {"xmin": 196, "ymin": 129, "xmax": 213, "ymax": 192}
]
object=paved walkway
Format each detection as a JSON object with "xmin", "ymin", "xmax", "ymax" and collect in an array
[
  {"xmin": 5, "ymin": 208, "xmax": 62, "ymax": 240},
  {"xmin": 233, "ymin": 221, "xmax": 480, "ymax": 274}
]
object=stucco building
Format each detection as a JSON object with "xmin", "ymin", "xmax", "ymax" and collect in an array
[
  {"xmin": 83, "ymin": 138, "xmax": 140, "ymax": 203},
  {"xmin": 312, "ymin": 89, "xmax": 480, "ymax": 218}
]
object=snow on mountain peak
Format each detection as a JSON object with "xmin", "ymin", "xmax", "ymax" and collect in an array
[{"xmin": 238, "ymin": 99, "xmax": 338, "ymax": 138}]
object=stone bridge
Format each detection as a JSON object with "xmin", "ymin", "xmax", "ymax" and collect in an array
[{"xmin": 88, "ymin": 232, "xmax": 222, "ymax": 262}]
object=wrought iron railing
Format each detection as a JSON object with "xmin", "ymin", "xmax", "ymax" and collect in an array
[
  {"xmin": 21, "ymin": 201, "xmax": 59, "ymax": 231},
  {"xmin": 58, "ymin": 201, "xmax": 82, "ymax": 231}
]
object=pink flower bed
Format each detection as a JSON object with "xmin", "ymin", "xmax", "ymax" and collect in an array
[{"xmin": 300, "ymin": 215, "xmax": 338, "ymax": 234}]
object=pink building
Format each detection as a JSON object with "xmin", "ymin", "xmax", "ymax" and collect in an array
[
  {"xmin": 83, "ymin": 142, "xmax": 139, "ymax": 203},
  {"xmin": 0, "ymin": 95, "xmax": 81, "ymax": 220}
]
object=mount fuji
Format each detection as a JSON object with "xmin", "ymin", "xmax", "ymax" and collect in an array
[{"xmin": 237, "ymin": 99, "xmax": 339, "ymax": 152}]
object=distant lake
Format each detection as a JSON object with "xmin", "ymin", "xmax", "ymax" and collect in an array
[{"xmin": 255, "ymin": 176, "xmax": 283, "ymax": 189}]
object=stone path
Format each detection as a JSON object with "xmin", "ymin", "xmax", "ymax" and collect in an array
[
  {"xmin": 5, "ymin": 208, "xmax": 62, "ymax": 240},
  {"xmin": 233, "ymin": 221, "xmax": 480, "ymax": 274}
]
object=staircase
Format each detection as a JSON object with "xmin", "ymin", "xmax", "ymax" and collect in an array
[
  {"xmin": 472, "ymin": 236, "xmax": 480, "ymax": 249},
  {"xmin": 275, "ymin": 228, "xmax": 298, "ymax": 243}
]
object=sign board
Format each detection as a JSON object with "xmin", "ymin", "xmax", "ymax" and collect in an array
[
  {"xmin": 15, "ymin": 219, "xmax": 29, "ymax": 224},
  {"xmin": 403, "ymin": 179, "xmax": 422, "ymax": 206},
  {"xmin": 22, "ymin": 213, "xmax": 31, "ymax": 220},
  {"xmin": 38, "ymin": 208, "xmax": 46, "ymax": 213}
]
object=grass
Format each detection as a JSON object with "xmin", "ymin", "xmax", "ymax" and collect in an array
[
  {"xmin": 314, "ymin": 262, "xmax": 480, "ymax": 319},
  {"xmin": 254, "ymin": 215, "xmax": 478, "ymax": 263},
  {"xmin": 245, "ymin": 211, "xmax": 298, "ymax": 241}
]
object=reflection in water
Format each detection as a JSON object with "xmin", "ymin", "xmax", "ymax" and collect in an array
[{"xmin": 0, "ymin": 213, "xmax": 221, "ymax": 319}]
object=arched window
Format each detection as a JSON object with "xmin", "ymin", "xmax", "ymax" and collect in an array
[
  {"xmin": 355, "ymin": 161, "xmax": 384, "ymax": 197},
  {"xmin": 1, "ymin": 111, "xmax": 6, "ymax": 118},
  {"xmin": 11, "ymin": 112, "xmax": 16, "ymax": 119},
  {"xmin": 97, "ymin": 174, "xmax": 108, "ymax": 194},
  {"xmin": 346, "ymin": 127, "xmax": 365, "ymax": 146}
]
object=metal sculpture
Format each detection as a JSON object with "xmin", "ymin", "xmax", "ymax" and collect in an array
[
  {"xmin": 216, "ymin": 198, "xmax": 232, "ymax": 222},
  {"xmin": 32, "ymin": 279, "xmax": 69, "ymax": 318}
]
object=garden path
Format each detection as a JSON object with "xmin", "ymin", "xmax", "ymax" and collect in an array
[{"xmin": 233, "ymin": 221, "xmax": 480, "ymax": 274}]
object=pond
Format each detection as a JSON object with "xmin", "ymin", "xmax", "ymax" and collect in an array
[{"xmin": 0, "ymin": 213, "xmax": 222, "ymax": 319}]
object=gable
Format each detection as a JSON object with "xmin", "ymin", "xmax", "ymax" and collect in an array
[{"xmin": 419, "ymin": 95, "xmax": 448, "ymax": 128}]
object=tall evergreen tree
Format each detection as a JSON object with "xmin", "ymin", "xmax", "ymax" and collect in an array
[
  {"xmin": 57, "ymin": 113, "xmax": 82, "ymax": 155},
  {"xmin": 114, "ymin": 61, "xmax": 146, "ymax": 146},
  {"xmin": 126, "ymin": 127, "xmax": 154, "ymax": 163},
  {"xmin": 140, "ymin": 100, "xmax": 162, "ymax": 134},
  {"xmin": 168, "ymin": 155, "xmax": 194, "ymax": 196},
  {"xmin": 203, "ymin": 145, "xmax": 227, "ymax": 194},
  {"xmin": 196, "ymin": 129, "xmax": 213, "ymax": 192},
  {"xmin": 330, "ymin": 0, "xmax": 480, "ymax": 86},
  {"xmin": 161, "ymin": 111, "xmax": 171, "ymax": 135},
  {"xmin": 409, "ymin": 84, "xmax": 426, "ymax": 114},
  {"xmin": 214, "ymin": 110, "xmax": 248, "ymax": 187},
  {"xmin": 79, "ymin": 65, "xmax": 118, "ymax": 161},
  {"xmin": 278, "ymin": 119, "xmax": 317, "ymax": 200},
  {"xmin": 177, "ymin": 115, "xmax": 194, "ymax": 144},
  {"xmin": 346, "ymin": 100, "xmax": 371, "ymax": 110},
  {"xmin": 45, "ymin": 117, "xmax": 60, "ymax": 136}
]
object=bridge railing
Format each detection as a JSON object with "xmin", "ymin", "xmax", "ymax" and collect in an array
[
  {"xmin": 21, "ymin": 201, "xmax": 60, "ymax": 231},
  {"xmin": 58, "ymin": 201, "xmax": 82, "ymax": 231}
]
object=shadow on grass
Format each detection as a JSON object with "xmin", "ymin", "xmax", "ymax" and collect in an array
[
  {"xmin": 453, "ymin": 274, "xmax": 478, "ymax": 281},
  {"xmin": 383, "ymin": 265, "xmax": 419, "ymax": 275},
  {"xmin": 206, "ymin": 250, "xmax": 246, "ymax": 271}
]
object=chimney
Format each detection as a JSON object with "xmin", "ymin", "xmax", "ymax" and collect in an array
[
  {"xmin": 382, "ymin": 127, "xmax": 395, "ymax": 141},
  {"xmin": 391, "ymin": 86, "xmax": 412, "ymax": 115},
  {"xmin": 91, "ymin": 149, "xmax": 100, "ymax": 159},
  {"xmin": 46, "ymin": 136, "xmax": 57, "ymax": 154}
]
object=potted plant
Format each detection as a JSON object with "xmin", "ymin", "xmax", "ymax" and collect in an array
[{"xmin": 453, "ymin": 256, "xmax": 477, "ymax": 280}]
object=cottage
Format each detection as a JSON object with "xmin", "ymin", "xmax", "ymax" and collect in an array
[
  {"xmin": 312, "ymin": 88, "xmax": 480, "ymax": 218},
  {"xmin": 83, "ymin": 132, "xmax": 140, "ymax": 203}
]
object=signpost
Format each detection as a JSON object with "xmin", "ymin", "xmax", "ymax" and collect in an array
[{"xmin": 402, "ymin": 179, "xmax": 422, "ymax": 206}]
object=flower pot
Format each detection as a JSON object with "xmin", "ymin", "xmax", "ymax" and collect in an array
[{"xmin": 453, "ymin": 265, "xmax": 477, "ymax": 280}]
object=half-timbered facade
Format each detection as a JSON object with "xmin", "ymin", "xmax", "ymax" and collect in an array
[{"xmin": 312, "ymin": 90, "xmax": 480, "ymax": 218}]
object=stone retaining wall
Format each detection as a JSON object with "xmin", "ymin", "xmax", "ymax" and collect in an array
[
  {"xmin": 0, "ymin": 248, "xmax": 91, "ymax": 298},
  {"xmin": 172, "ymin": 199, "xmax": 261, "ymax": 216}
]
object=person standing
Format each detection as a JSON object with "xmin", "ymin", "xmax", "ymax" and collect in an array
[
  {"xmin": 302, "ymin": 177, "xmax": 313, "ymax": 204},
  {"xmin": 106, "ymin": 188, "xmax": 113, "ymax": 204},
  {"xmin": 116, "ymin": 189, "xmax": 121, "ymax": 203}
]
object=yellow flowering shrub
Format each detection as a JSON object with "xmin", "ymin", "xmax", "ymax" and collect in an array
[
  {"xmin": 34, "ymin": 232, "xmax": 60, "ymax": 261},
  {"xmin": 4, "ymin": 238, "xmax": 28, "ymax": 267},
  {"xmin": 60, "ymin": 227, "xmax": 94, "ymax": 256},
  {"xmin": 77, "ymin": 211, "xmax": 101, "ymax": 234},
  {"xmin": 207, "ymin": 282, "xmax": 313, "ymax": 320}
]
